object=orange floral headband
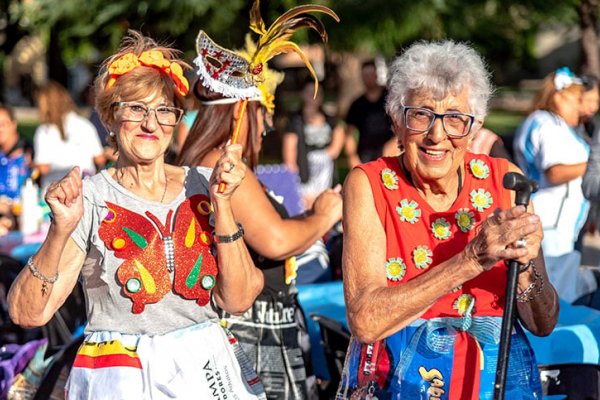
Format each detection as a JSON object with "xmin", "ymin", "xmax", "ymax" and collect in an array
[{"xmin": 105, "ymin": 50, "xmax": 189, "ymax": 96}]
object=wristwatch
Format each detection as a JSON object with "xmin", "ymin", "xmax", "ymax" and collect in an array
[{"xmin": 213, "ymin": 223, "xmax": 244, "ymax": 244}]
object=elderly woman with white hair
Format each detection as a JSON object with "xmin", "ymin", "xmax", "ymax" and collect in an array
[{"xmin": 337, "ymin": 41, "xmax": 558, "ymax": 399}]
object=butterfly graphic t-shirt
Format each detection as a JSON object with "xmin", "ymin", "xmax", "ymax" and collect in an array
[{"xmin": 71, "ymin": 166, "xmax": 221, "ymax": 335}]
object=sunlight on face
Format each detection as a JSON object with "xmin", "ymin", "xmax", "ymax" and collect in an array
[
  {"xmin": 114, "ymin": 92, "xmax": 176, "ymax": 165},
  {"xmin": 398, "ymin": 89, "xmax": 474, "ymax": 185}
]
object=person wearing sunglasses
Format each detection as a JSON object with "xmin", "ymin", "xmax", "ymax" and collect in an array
[
  {"xmin": 8, "ymin": 30, "xmax": 266, "ymax": 399},
  {"xmin": 338, "ymin": 41, "xmax": 557, "ymax": 399}
]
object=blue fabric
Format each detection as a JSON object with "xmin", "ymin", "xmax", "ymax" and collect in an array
[
  {"xmin": 338, "ymin": 316, "xmax": 541, "ymax": 399},
  {"xmin": 255, "ymin": 164, "xmax": 304, "ymax": 216},
  {"xmin": 0, "ymin": 152, "xmax": 30, "ymax": 199},
  {"xmin": 298, "ymin": 282, "xmax": 600, "ymax": 382}
]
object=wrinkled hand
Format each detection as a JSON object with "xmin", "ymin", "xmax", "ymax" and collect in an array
[
  {"xmin": 210, "ymin": 144, "xmax": 246, "ymax": 200},
  {"xmin": 312, "ymin": 184, "xmax": 343, "ymax": 224},
  {"xmin": 464, "ymin": 206, "xmax": 542, "ymax": 271},
  {"xmin": 44, "ymin": 167, "xmax": 84, "ymax": 233}
]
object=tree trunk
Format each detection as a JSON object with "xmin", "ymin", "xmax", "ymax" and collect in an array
[
  {"xmin": 579, "ymin": 0, "xmax": 600, "ymax": 78},
  {"xmin": 47, "ymin": 24, "xmax": 68, "ymax": 86}
]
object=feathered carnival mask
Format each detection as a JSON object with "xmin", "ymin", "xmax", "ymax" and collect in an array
[{"xmin": 194, "ymin": 0, "xmax": 339, "ymax": 113}]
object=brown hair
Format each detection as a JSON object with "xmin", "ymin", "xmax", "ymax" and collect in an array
[
  {"xmin": 531, "ymin": 72, "xmax": 584, "ymax": 114},
  {"xmin": 36, "ymin": 81, "xmax": 76, "ymax": 141},
  {"xmin": 94, "ymin": 30, "xmax": 189, "ymax": 148},
  {"xmin": 0, "ymin": 103, "xmax": 16, "ymax": 122},
  {"xmin": 176, "ymin": 83, "xmax": 261, "ymax": 170}
]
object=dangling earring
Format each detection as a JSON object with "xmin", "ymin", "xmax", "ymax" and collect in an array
[{"xmin": 397, "ymin": 140, "xmax": 405, "ymax": 156}]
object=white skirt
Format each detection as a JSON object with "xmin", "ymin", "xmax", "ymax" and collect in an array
[{"xmin": 65, "ymin": 321, "xmax": 266, "ymax": 399}]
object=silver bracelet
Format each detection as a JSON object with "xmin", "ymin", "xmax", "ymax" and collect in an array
[
  {"xmin": 27, "ymin": 256, "xmax": 58, "ymax": 296},
  {"xmin": 516, "ymin": 260, "xmax": 544, "ymax": 303}
]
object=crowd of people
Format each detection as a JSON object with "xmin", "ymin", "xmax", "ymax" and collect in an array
[{"xmin": 2, "ymin": 0, "xmax": 600, "ymax": 399}]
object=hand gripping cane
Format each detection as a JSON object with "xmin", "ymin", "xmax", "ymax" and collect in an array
[{"xmin": 493, "ymin": 172, "xmax": 538, "ymax": 399}]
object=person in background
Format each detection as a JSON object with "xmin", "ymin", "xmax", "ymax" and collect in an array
[
  {"xmin": 514, "ymin": 67, "xmax": 592, "ymax": 303},
  {"xmin": 178, "ymin": 2, "xmax": 340, "ymax": 398},
  {"xmin": 577, "ymin": 74, "xmax": 599, "ymax": 144},
  {"xmin": 33, "ymin": 81, "xmax": 105, "ymax": 190},
  {"xmin": 344, "ymin": 60, "xmax": 395, "ymax": 169},
  {"xmin": 8, "ymin": 30, "xmax": 265, "ymax": 399},
  {"xmin": 0, "ymin": 104, "xmax": 32, "ymax": 234},
  {"xmin": 574, "ymin": 75, "xmax": 600, "ymax": 250},
  {"xmin": 338, "ymin": 40, "xmax": 556, "ymax": 399},
  {"xmin": 283, "ymin": 79, "xmax": 345, "ymax": 208},
  {"xmin": 0, "ymin": 104, "xmax": 32, "ymax": 200},
  {"xmin": 468, "ymin": 127, "xmax": 513, "ymax": 160},
  {"xmin": 86, "ymin": 85, "xmax": 118, "ymax": 167}
]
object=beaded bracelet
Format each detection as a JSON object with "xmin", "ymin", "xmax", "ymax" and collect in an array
[
  {"xmin": 27, "ymin": 257, "xmax": 59, "ymax": 296},
  {"xmin": 516, "ymin": 261, "xmax": 544, "ymax": 303}
]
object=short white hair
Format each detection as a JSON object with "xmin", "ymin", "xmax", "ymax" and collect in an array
[{"xmin": 386, "ymin": 40, "xmax": 493, "ymax": 119}]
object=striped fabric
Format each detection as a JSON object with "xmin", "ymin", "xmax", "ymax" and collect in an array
[{"xmin": 66, "ymin": 321, "xmax": 266, "ymax": 399}]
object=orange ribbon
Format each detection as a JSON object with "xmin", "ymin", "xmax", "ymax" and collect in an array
[{"xmin": 105, "ymin": 50, "xmax": 189, "ymax": 96}]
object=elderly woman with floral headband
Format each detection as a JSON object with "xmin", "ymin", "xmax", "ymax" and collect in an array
[
  {"xmin": 514, "ymin": 67, "xmax": 592, "ymax": 303},
  {"xmin": 8, "ymin": 30, "xmax": 266, "ymax": 399},
  {"xmin": 337, "ymin": 41, "xmax": 558, "ymax": 399}
]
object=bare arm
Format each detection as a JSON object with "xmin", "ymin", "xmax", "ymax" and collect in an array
[
  {"xmin": 343, "ymin": 168, "xmax": 543, "ymax": 343},
  {"xmin": 282, "ymin": 133, "xmax": 299, "ymax": 173},
  {"xmin": 508, "ymin": 163, "xmax": 559, "ymax": 336},
  {"xmin": 8, "ymin": 168, "xmax": 85, "ymax": 327},
  {"xmin": 344, "ymin": 124, "xmax": 361, "ymax": 169},
  {"xmin": 231, "ymin": 168, "xmax": 342, "ymax": 260},
  {"xmin": 545, "ymin": 162, "xmax": 587, "ymax": 185},
  {"xmin": 210, "ymin": 145, "xmax": 263, "ymax": 314},
  {"xmin": 326, "ymin": 124, "xmax": 346, "ymax": 160}
]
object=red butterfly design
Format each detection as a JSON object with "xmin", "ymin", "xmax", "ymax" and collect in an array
[{"xmin": 98, "ymin": 194, "xmax": 218, "ymax": 314}]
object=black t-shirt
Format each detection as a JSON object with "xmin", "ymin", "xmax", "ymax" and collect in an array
[{"xmin": 346, "ymin": 90, "xmax": 394, "ymax": 163}]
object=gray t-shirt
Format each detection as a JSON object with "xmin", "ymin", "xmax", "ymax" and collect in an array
[{"xmin": 72, "ymin": 166, "xmax": 221, "ymax": 335}]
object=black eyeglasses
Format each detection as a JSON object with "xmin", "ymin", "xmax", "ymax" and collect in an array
[
  {"xmin": 402, "ymin": 105, "xmax": 475, "ymax": 138},
  {"xmin": 113, "ymin": 101, "xmax": 184, "ymax": 127}
]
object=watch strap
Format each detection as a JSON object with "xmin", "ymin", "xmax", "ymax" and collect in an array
[{"xmin": 213, "ymin": 223, "xmax": 244, "ymax": 244}]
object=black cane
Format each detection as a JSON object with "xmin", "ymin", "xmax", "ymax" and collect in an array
[{"xmin": 493, "ymin": 172, "xmax": 538, "ymax": 400}]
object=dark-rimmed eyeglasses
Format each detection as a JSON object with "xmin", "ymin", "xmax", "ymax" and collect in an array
[
  {"xmin": 402, "ymin": 105, "xmax": 475, "ymax": 138},
  {"xmin": 113, "ymin": 101, "xmax": 184, "ymax": 127}
]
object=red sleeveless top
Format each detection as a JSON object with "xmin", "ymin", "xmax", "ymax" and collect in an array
[{"xmin": 357, "ymin": 153, "xmax": 511, "ymax": 398}]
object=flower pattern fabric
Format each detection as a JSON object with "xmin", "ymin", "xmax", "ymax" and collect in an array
[
  {"xmin": 396, "ymin": 199, "xmax": 421, "ymax": 224},
  {"xmin": 105, "ymin": 50, "xmax": 189, "ymax": 96},
  {"xmin": 470, "ymin": 189, "xmax": 493, "ymax": 212},
  {"xmin": 431, "ymin": 218, "xmax": 452, "ymax": 240},
  {"xmin": 386, "ymin": 258, "xmax": 406, "ymax": 281},
  {"xmin": 381, "ymin": 168, "xmax": 399, "ymax": 190},
  {"xmin": 412, "ymin": 246, "xmax": 433, "ymax": 269},
  {"xmin": 455, "ymin": 208, "xmax": 476, "ymax": 233},
  {"xmin": 469, "ymin": 159, "xmax": 490, "ymax": 179},
  {"xmin": 453, "ymin": 294, "xmax": 475, "ymax": 316}
]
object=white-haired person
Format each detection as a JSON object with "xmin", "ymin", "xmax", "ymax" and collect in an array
[{"xmin": 337, "ymin": 41, "xmax": 558, "ymax": 399}]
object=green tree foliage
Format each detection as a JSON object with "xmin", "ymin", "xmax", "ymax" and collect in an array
[{"xmin": 5, "ymin": 0, "xmax": 588, "ymax": 84}]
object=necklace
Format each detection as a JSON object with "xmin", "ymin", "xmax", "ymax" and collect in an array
[
  {"xmin": 160, "ymin": 171, "xmax": 168, "ymax": 203},
  {"xmin": 115, "ymin": 169, "xmax": 169, "ymax": 203},
  {"xmin": 399, "ymin": 157, "xmax": 463, "ymax": 197}
]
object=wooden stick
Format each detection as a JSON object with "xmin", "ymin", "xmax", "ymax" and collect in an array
[{"xmin": 218, "ymin": 99, "xmax": 248, "ymax": 193}]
